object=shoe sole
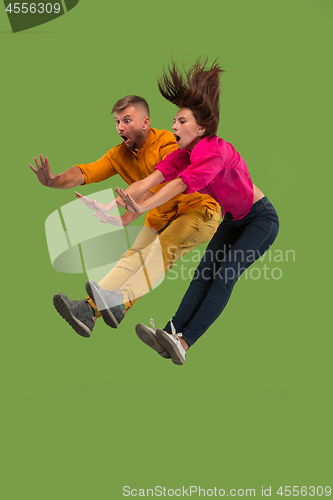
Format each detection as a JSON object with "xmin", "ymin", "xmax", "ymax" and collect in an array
[
  {"xmin": 135, "ymin": 324, "xmax": 171, "ymax": 359},
  {"xmin": 53, "ymin": 294, "xmax": 91, "ymax": 338},
  {"xmin": 85, "ymin": 281, "xmax": 119, "ymax": 329},
  {"xmin": 155, "ymin": 329, "xmax": 185, "ymax": 365}
]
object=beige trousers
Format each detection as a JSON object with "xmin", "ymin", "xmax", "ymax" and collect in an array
[{"xmin": 88, "ymin": 206, "xmax": 220, "ymax": 313}]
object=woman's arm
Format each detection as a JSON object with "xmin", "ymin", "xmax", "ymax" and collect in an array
[
  {"xmin": 115, "ymin": 178, "xmax": 187, "ymax": 215},
  {"xmin": 76, "ymin": 170, "xmax": 165, "ymax": 213},
  {"xmin": 120, "ymin": 170, "xmax": 165, "ymax": 200}
]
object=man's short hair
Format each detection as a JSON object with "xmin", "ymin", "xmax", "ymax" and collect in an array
[{"xmin": 111, "ymin": 95, "xmax": 150, "ymax": 117}]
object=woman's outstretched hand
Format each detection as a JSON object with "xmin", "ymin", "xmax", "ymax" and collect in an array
[
  {"xmin": 75, "ymin": 192, "xmax": 117, "ymax": 213},
  {"xmin": 115, "ymin": 187, "xmax": 144, "ymax": 215}
]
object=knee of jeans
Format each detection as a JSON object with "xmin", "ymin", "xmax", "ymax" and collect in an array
[
  {"xmin": 214, "ymin": 264, "xmax": 242, "ymax": 285},
  {"xmin": 190, "ymin": 265, "xmax": 216, "ymax": 286},
  {"xmin": 158, "ymin": 243, "xmax": 178, "ymax": 264}
]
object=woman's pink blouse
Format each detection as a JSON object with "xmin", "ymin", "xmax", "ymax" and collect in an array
[{"xmin": 155, "ymin": 135, "xmax": 254, "ymax": 220}]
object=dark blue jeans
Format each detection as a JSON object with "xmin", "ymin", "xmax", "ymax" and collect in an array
[{"xmin": 164, "ymin": 197, "xmax": 279, "ymax": 347}]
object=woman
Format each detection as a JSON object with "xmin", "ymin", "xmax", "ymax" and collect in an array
[{"xmin": 95, "ymin": 59, "xmax": 279, "ymax": 365}]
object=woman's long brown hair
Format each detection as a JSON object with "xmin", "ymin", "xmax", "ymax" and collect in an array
[{"xmin": 158, "ymin": 58, "xmax": 223, "ymax": 136}]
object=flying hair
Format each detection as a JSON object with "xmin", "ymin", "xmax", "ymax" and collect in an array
[{"xmin": 158, "ymin": 58, "xmax": 223, "ymax": 136}]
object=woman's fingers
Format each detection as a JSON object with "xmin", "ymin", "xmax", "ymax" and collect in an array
[
  {"xmin": 116, "ymin": 187, "xmax": 128, "ymax": 202},
  {"xmin": 116, "ymin": 199, "xmax": 127, "ymax": 208}
]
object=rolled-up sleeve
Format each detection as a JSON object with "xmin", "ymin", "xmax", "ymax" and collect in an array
[
  {"xmin": 155, "ymin": 149, "xmax": 189, "ymax": 183},
  {"xmin": 179, "ymin": 153, "xmax": 223, "ymax": 194},
  {"xmin": 159, "ymin": 134, "xmax": 179, "ymax": 160},
  {"xmin": 76, "ymin": 151, "xmax": 117, "ymax": 185}
]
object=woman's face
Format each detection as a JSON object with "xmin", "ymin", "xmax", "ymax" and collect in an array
[{"xmin": 172, "ymin": 108, "xmax": 205, "ymax": 151}]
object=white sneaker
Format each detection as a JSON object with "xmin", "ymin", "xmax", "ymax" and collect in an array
[
  {"xmin": 155, "ymin": 322, "xmax": 186, "ymax": 365},
  {"xmin": 135, "ymin": 319, "xmax": 171, "ymax": 359}
]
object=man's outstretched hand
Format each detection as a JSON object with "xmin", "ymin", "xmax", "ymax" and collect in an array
[{"xmin": 29, "ymin": 154, "xmax": 61, "ymax": 187}]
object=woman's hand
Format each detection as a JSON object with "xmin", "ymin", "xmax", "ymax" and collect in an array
[
  {"xmin": 115, "ymin": 187, "xmax": 145, "ymax": 215},
  {"xmin": 75, "ymin": 192, "xmax": 117, "ymax": 213}
]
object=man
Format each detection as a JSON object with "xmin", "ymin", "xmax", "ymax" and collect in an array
[{"xmin": 30, "ymin": 95, "xmax": 220, "ymax": 340}]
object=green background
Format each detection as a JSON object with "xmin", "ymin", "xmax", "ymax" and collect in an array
[{"xmin": 1, "ymin": 0, "xmax": 332, "ymax": 498}]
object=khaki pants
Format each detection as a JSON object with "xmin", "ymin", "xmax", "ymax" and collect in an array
[{"xmin": 88, "ymin": 206, "xmax": 220, "ymax": 312}]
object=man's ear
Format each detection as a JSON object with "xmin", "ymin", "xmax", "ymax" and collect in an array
[{"xmin": 143, "ymin": 116, "xmax": 150, "ymax": 129}]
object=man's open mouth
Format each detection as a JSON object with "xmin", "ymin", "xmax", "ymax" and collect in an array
[{"xmin": 120, "ymin": 134, "xmax": 129, "ymax": 144}]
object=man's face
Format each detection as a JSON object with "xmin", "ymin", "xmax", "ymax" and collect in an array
[{"xmin": 114, "ymin": 105, "xmax": 149, "ymax": 152}]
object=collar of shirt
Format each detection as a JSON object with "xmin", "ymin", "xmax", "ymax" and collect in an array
[
  {"xmin": 185, "ymin": 135, "xmax": 217, "ymax": 158},
  {"xmin": 129, "ymin": 128, "xmax": 156, "ymax": 160}
]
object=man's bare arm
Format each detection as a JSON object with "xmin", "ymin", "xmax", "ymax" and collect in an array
[{"xmin": 29, "ymin": 154, "xmax": 85, "ymax": 189}]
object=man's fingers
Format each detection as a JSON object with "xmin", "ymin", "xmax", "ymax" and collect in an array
[
  {"xmin": 33, "ymin": 157, "xmax": 41, "ymax": 169},
  {"xmin": 29, "ymin": 164, "xmax": 37, "ymax": 174}
]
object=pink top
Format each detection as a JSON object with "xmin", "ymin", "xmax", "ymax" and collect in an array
[{"xmin": 155, "ymin": 135, "xmax": 254, "ymax": 220}]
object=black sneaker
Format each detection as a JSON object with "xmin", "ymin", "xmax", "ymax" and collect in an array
[
  {"xmin": 53, "ymin": 294, "xmax": 94, "ymax": 338},
  {"xmin": 85, "ymin": 281, "xmax": 124, "ymax": 329}
]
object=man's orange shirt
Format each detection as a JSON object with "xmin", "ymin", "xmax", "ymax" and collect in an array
[{"xmin": 77, "ymin": 128, "xmax": 220, "ymax": 232}]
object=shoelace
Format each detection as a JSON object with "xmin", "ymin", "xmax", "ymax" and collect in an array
[
  {"xmin": 149, "ymin": 317, "xmax": 156, "ymax": 330},
  {"xmin": 150, "ymin": 318, "xmax": 183, "ymax": 341},
  {"xmin": 169, "ymin": 320, "xmax": 183, "ymax": 340},
  {"xmin": 72, "ymin": 300, "xmax": 92, "ymax": 321}
]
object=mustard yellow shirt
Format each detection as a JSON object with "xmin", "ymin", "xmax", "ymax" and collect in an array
[{"xmin": 77, "ymin": 128, "xmax": 219, "ymax": 232}]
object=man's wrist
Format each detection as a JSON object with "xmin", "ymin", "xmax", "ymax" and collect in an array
[{"xmin": 122, "ymin": 211, "xmax": 140, "ymax": 224}]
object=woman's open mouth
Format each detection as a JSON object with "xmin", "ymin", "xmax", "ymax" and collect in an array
[{"xmin": 174, "ymin": 134, "xmax": 180, "ymax": 143}]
